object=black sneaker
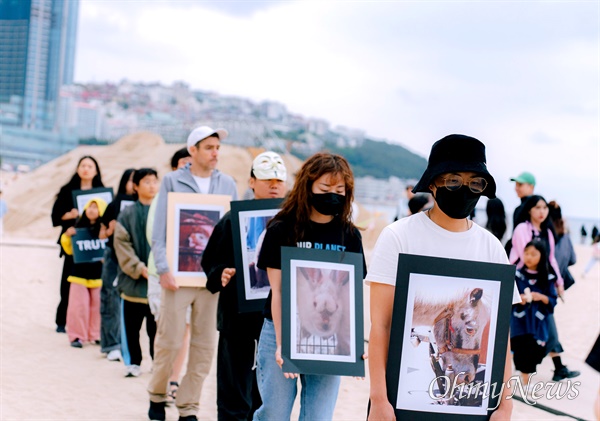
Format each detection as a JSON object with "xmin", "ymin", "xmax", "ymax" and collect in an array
[
  {"xmin": 178, "ymin": 416, "xmax": 198, "ymax": 421},
  {"xmin": 552, "ymin": 366, "xmax": 581, "ymax": 381},
  {"xmin": 148, "ymin": 401, "xmax": 166, "ymax": 421},
  {"xmin": 56, "ymin": 325, "xmax": 66, "ymax": 333},
  {"xmin": 70, "ymin": 339, "xmax": 83, "ymax": 348}
]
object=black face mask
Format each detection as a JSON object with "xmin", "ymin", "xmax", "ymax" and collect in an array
[
  {"xmin": 434, "ymin": 186, "xmax": 481, "ymax": 219},
  {"xmin": 310, "ymin": 192, "xmax": 346, "ymax": 216}
]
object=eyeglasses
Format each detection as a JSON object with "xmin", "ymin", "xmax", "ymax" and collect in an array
[{"xmin": 437, "ymin": 175, "xmax": 488, "ymax": 193}]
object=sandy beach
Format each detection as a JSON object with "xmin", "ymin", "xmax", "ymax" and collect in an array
[{"xmin": 0, "ymin": 233, "xmax": 598, "ymax": 421}]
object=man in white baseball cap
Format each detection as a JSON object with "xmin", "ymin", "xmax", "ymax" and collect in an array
[
  {"xmin": 202, "ymin": 151, "xmax": 288, "ymax": 420},
  {"xmin": 149, "ymin": 126, "xmax": 238, "ymax": 421}
]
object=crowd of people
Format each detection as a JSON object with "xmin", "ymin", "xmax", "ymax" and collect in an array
[{"xmin": 49, "ymin": 128, "xmax": 597, "ymax": 421}]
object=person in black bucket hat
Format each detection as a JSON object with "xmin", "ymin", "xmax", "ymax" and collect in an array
[{"xmin": 365, "ymin": 134, "xmax": 521, "ymax": 420}]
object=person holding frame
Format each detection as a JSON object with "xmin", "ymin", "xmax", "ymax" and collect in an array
[
  {"xmin": 51, "ymin": 156, "xmax": 104, "ymax": 334},
  {"xmin": 253, "ymin": 152, "xmax": 367, "ymax": 421},
  {"xmin": 366, "ymin": 135, "xmax": 521, "ymax": 420},
  {"xmin": 148, "ymin": 126, "xmax": 238, "ymax": 421},
  {"xmin": 201, "ymin": 151, "xmax": 288, "ymax": 420}
]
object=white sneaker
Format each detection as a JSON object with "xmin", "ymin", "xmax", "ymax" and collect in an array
[
  {"xmin": 107, "ymin": 349, "xmax": 122, "ymax": 362},
  {"xmin": 125, "ymin": 365, "xmax": 141, "ymax": 377}
]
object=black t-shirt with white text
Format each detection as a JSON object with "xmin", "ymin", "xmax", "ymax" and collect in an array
[{"xmin": 257, "ymin": 217, "xmax": 366, "ymax": 320}]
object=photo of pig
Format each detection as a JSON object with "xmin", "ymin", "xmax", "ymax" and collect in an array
[{"xmin": 295, "ymin": 267, "xmax": 351, "ymax": 357}]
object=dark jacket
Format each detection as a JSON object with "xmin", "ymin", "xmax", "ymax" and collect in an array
[
  {"xmin": 202, "ymin": 211, "xmax": 264, "ymax": 337},
  {"xmin": 114, "ymin": 201, "xmax": 151, "ymax": 301}
]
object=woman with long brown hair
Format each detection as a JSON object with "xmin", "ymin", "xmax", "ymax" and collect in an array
[{"xmin": 253, "ymin": 152, "xmax": 366, "ymax": 420}]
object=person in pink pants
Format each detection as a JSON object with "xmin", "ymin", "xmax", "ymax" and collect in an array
[{"xmin": 60, "ymin": 197, "xmax": 107, "ymax": 348}]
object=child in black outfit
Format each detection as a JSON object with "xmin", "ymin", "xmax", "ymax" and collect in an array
[{"xmin": 511, "ymin": 240, "xmax": 558, "ymax": 389}]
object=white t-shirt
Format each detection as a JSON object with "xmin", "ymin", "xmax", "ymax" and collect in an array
[
  {"xmin": 192, "ymin": 175, "xmax": 211, "ymax": 194},
  {"xmin": 367, "ymin": 212, "xmax": 521, "ymax": 304}
]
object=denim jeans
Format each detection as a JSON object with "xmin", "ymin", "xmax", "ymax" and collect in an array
[
  {"xmin": 100, "ymin": 249, "xmax": 121, "ymax": 353},
  {"xmin": 253, "ymin": 319, "xmax": 340, "ymax": 421}
]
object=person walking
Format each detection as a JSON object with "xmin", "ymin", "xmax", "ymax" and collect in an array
[
  {"xmin": 146, "ymin": 147, "xmax": 192, "ymax": 404},
  {"xmin": 252, "ymin": 152, "xmax": 366, "ymax": 421},
  {"xmin": 148, "ymin": 127, "xmax": 238, "ymax": 421},
  {"xmin": 114, "ymin": 168, "xmax": 159, "ymax": 378},
  {"xmin": 366, "ymin": 135, "xmax": 521, "ymax": 420},
  {"xmin": 51, "ymin": 156, "xmax": 104, "ymax": 333},
  {"xmin": 98, "ymin": 168, "xmax": 136, "ymax": 362},
  {"xmin": 202, "ymin": 151, "xmax": 288, "ymax": 421},
  {"xmin": 509, "ymin": 195, "xmax": 580, "ymax": 381},
  {"xmin": 511, "ymin": 240, "xmax": 558, "ymax": 392},
  {"xmin": 510, "ymin": 171, "xmax": 536, "ymax": 229},
  {"xmin": 60, "ymin": 197, "xmax": 108, "ymax": 348}
]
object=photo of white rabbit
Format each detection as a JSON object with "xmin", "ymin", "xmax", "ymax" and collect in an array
[{"xmin": 290, "ymin": 261, "xmax": 356, "ymax": 363}]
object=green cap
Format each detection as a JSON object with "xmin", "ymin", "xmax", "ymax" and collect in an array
[{"xmin": 510, "ymin": 171, "xmax": 536, "ymax": 186}]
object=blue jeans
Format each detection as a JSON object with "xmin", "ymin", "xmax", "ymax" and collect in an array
[{"xmin": 253, "ymin": 319, "xmax": 340, "ymax": 421}]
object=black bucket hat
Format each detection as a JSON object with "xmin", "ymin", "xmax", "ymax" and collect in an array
[{"xmin": 412, "ymin": 134, "xmax": 497, "ymax": 198}]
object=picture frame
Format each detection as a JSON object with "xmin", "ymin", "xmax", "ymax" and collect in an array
[
  {"xmin": 280, "ymin": 247, "xmax": 365, "ymax": 377},
  {"xmin": 71, "ymin": 227, "xmax": 108, "ymax": 264},
  {"xmin": 72, "ymin": 187, "xmax": 114, "ymax": 214},
  {"xmin": 166, "ymin": 192, "xmax": 231, "ymax": 287},
  {"xmin": 230, "ymin": 198, "xmax": 283, "ymax": 313},
  {"xmin": 386, "ymin": 254, "xmax": 516, "ymax": 420}
]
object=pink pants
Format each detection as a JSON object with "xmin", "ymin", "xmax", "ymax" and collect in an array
[{"xmin": 66, "ymin": 283, "xmax": 101, "ymax": 343}]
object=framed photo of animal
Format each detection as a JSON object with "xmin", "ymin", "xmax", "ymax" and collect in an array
[
  {"xmin": 386, "ymin": 254, "xmax": 516, "ymax": 420},
  {"xmin": 230, "ymin": 198, "xmax": 283, "ymax": 313},
  {"xmin": 280, "ymin": 247, "xmax": 365, "ymax": 377},
  {"xmin": 166, "ymin": 192, "xmax": 231, "ymax": 287}
]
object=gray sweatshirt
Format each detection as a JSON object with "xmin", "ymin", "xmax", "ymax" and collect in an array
[{"xmin": 152, "ymin": 166, "xmax": 238, "ymax": 275}]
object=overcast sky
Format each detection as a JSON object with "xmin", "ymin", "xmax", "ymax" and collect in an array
[{"xmin": 76, "ymin": 1, "xmax": 599, "ymax": 221}]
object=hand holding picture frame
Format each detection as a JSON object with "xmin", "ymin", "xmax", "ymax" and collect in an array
[
  {"xmin": 166, "ymin": 192, "xmax": 231, "ymax": 287},
  {"xmin": 230, "ymin": 198, "xmax": 283, "ymax": 313},
  {"xmin": 72, "ymin": 187, "xmax": 114, "ymax": 214},
  {"xmin": 280, "ymin": 247, "xmax": 365, "ymax": 377},
  {"xmin": 386, "ymin": 254, "xmax": 515, "ymax": 420}
]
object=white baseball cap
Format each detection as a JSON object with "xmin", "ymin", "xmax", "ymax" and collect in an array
[
  {"xmin": 186, "ymin": 126, "xmax": 228, "ymax": 152},
  {"xmin": 252, "ymin": 151, "xmax": 287, "ymax": 181}
]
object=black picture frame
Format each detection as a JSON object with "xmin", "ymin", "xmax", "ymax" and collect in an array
[
  {"xmin": 386, "ymin": 254, "xmax": 515, "ymax": 420},
  {"xmin": 71, "ymin": 227, "xmax": 108, "ymax": 263},
  {"xmin": 230, "ymin": 198, "xmax": 283, "ymax": 313},
  {"xmin": 280, "ymin": 247, "xmax": 365, "ymax": 377},
  {"xmin": 72, "ymin": 187, "xmax": 114, "ymax": 214}
]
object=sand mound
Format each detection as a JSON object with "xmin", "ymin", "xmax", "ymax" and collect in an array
[{"xmin": 1, "ymin": 131, "xmax": 305, "ymax": 240}]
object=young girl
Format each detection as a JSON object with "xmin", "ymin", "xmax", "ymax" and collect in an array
[
  {"xmin": 511, "ymin": 240, "xmax": 558, "ymax": 387},
  {"xmin": 60, "ymin": 197, "xmax": 108, "ymax": 348},
  {"xmin": 253, "ymin": 153, "xmax": 366, "ymax": 420}
]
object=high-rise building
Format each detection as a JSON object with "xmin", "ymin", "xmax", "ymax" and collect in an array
[{"xmin": 0, "ymin": 0, "xmax": 79, "ymax": 167}]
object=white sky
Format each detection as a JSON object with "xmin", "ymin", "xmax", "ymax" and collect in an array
[{"xmin": 75, "ymin": 1, "xmax": 599, "ymax": 220}]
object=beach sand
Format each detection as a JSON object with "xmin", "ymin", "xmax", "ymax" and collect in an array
[{"xmin": 1, "ymin": 235, "xmax": 598, "ymax": 420}]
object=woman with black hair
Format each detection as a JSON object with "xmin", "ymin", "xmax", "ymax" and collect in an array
[
  {"xmin": 98, "ymin": 168, "xmax": 136, "ymax": 361},
  {"xmin": 485, "ymin": 197, "xmax": 507, "ymax": 242},
  {"xmin": 509, "ymin": 195, "xmax": 580, "ymax": 381},
  {"xmin": 51, "ymin": 156, "xmax": 104, "ymax": 333},
  {"xmin": 511, "ymin": 240, "xmax": 558, "ymax": 390}
]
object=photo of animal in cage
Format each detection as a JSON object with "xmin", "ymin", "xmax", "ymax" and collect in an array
[
  {"xmin": 290, "ymin": 263, "xmax": 356, "ymax": 363},
  {"xmin": 175, "ymin": 208, "xmax": 221, "ymax": 274},
  {"xmin": 395, "ymin": 273, "xmax": 500, "ymax": 416}
]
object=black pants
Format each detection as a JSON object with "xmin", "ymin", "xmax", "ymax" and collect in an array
[
  {"xmin": 217, "ymin": 331, "xmax": 262, "ymax": 421},
  {"xmin": 100, "ymin": 250, "xmax": 121, "ymax": 352},
  {"xmin": 122, "ymin": 300, "xmax": 156, "ymax": 366},
  {"xmin": 511, "ymin": 334, "xmax": 547, "ymax": 374},
  {"xmin": 55, "ymin": 255, "xmax": 74, "ymax": 327}
]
